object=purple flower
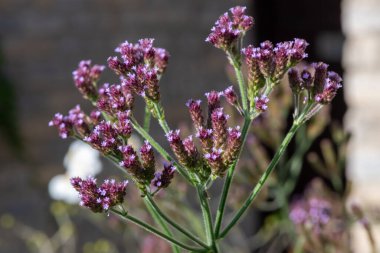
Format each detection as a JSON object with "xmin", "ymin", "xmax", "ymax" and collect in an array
[
  {"xmin": 196, "ymin": 128, "xmax": 213, "ymax": 154},
  {"xmin": 223, "ymin": 86, "xmax": 238, "ymax": 106},
  {"xmin": 289, "ymin": 197, "xmax": 332, "ymax": 234},
  {"xmin": 204, "ymin": 148, "xmax": 225, "ymax": 176},
  {"xmin": 206, "ymin": 6, "xmax": 253, "ymax": 51},
  {"xmin": 254, "ymin": 95, "xmax": 269, "ymax": 112},
  {"xmin": 107, "ymin": 56, "xmax": 128, "ymax": 76},
  {"xmin": 288, "ymin": 68, "xmax": 303, "ymax": 93},
  {"xmin": 242, "ymin": 45, "xmax": 265, "ymax": 90},
  {"xmin": 119, "ymin": 145, "xmax": 153, "ymax": 185},
  {"xmin": 301, "ymin": 69, "xmax": 313, "ymax": 89},
  {"xmin": 243, "ymin": 38, "xmax": 308, "ymax": 84},
  {"xmin": 152, "ymin": 163, "xmax": 176, "ymax": 189},
  {"xmin": 49, "ymin": 113, "xmax": 73, "ymax": 139},
  {"xmin": 140, "ymin": 141, "xmax": 156, "ymax": 179},
  {"xmin": 166, "ymin": 130, "xmax": 193, "ymax": 168},
  {"xmin": 70, "ymin": 177, "xmax": 128, "ymax": 213},
  {"xmin": 205, "ymin": 91, "xmax": 221, "ymax": 111},
  {"xmin": 289, "ymin": 201, "xmax": 308, "ymax": 225},
  {"xmin": 154, "ymin": 48, "xmax": 170, "ymax": 74},
  {"xmin": 183, "ymin": 135, "xmax": 199, "ymax": 167},
  {"xmin": 113, "ymin": 111, "xmax": 132, "ymax": 137},
  {"xmin": 84, "ymin": 121, "xmax": 119, "ymax": 153},
  {"xmin": 72, "ymin": 60, "xmax": 105, "ymax": 100},
  {"xmin": 223, "ymin": 126, "xmax": 242, "ymax": 167},
  {"xmin": 211, "ymin": 108, "xmax": 229, "ymax": 150},
  {"xmin": 186, "ymin": 99, "xmax": 204, "ymax": 130}
]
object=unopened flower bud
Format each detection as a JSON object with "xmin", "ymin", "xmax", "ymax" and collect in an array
[
  {"xmin": 313, "ymin": 62, "xmax": 328, "ymax": 95},
  {"xmin": 223, "ymin": 126, "xmax": 242, "ymax": 167},
  {"xmin": 223, "ymin": 86, "xmax": 238, "ymax": 106},
  {"xmin": 186, "ymin": 99, "xmax": 204, "ymax": 130},
  {"xmin": 107, "ymin": 56, "xmax": 128, "ymax": 76},
  {"xmin": 211, "ymin": 108, "xmax": 229, "ymax": 150},
  {"xmin": 288, "ymin": 68, "xmax": 303, "ymax": 93},
  {"xmin": 152, "ymin": 163, "xmax": 176, "ymax": 189},
  {"xmin": 204, "ymin": 148, "xmax": 225, "ymax": 177}
]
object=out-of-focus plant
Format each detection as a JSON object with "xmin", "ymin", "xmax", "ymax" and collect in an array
[{"xmin": 49, "ymin": 6, "xmax": 346, "ymax": 252}]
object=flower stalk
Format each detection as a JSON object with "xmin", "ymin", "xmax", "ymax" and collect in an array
[{"xmin": 218, "ymin": 121, "xmax": 302, "ymax": 239}]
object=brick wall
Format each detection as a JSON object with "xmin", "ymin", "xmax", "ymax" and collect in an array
[{"xmin": 342, "ymin": 0, "xmax": 380, "ymax": 251}]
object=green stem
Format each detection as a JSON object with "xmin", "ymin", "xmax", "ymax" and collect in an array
[
  {"xmin": 111, "ymin": 208, "xmax": 204, "ymax": 252},
  {"xmin": 218, "ymin": 122, "xmax": 302, "ymax": 239},
  {"xmin": 228, "ymin": 53, "xmax": 248, "ymax": 112},
  {"xmin": 144, "ymin": 199, "xmax": 180, "ymax": 253},
  {"xmin": 214, "ymin": 117, "xmax": 252, "ymax": 237},
  {"xmin": 145, "ymin": 195, "xmax": 209, "ymax": 249},
  {"xmin": 130, "ymin": 116, "xmax": 192, "ymax": 183},
  {"xmin": 143, "ymin": 105, "xmax": 152, "ymax": 132},
  {"xmin": 196, "ymin": 186, "xmax": 218, "ymax": 252},
  {"xmin": 153, "ymin": 102, "xmax": 170, "ymax": 133}
]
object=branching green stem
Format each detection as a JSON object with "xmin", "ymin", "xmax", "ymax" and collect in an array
[
  {"xmin": 111, "ymin": 208, "xmax": 204, "ymax": 252},
  {"xmin": 218, "ymin": 121, "xmax": 302, "ymax": 239},
  {"xmin": 214, "ymin": 116, "xmax": 252, "ymax": 237},
  {"xmin": 145, "ymin": 195, "xmax": 209, "ymax": 249},
  {"xmin": 196, "ymin": 186, "xmax": 218, "ymax": 252},
  {"xmin": 144, "ymin": 199, "xmax": 180, "ymax": 253},
  {"xmin": 153, "ymin": 102, "xmax": 170, "ymax": 133},
  {"xmin": 143, "ymin": 105, "xmax": 152, "ymax": 132},
  {"xmin": 228, "ymin": 53, "xmax": 248, "ymax": 112}
]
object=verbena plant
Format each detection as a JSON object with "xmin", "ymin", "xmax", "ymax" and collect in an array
[{"xmin": 49, "ymin": 6, "xmax": 342, "ymax": 252}]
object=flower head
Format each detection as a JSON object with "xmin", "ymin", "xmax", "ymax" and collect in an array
[
  {"xmin": 73, "ymin": 60, "xmax": 105, "ymax": 100},
  {"xmin": 70, "ymin": 177, "xmax": 128, "ymax": 213},
  {"xmin": 206, "ymin": 6, "xmax": 253, "ymax": 51},
  {"xmin": 254, "ymin": 95, "xmax": 269, "ymax": 112},
  {"xmin": 152, "ymin": 163, "xmax": 176, "ymax": 189}
]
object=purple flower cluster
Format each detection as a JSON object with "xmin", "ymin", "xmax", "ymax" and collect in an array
[
  {"xmin": 96, "ymin": 83, "xmax": 134, "ymax": 114},
  {"xmin": 206, "ymin": 6, "xmax": 253, "ymax": 51},
  {"xmin": 107, "ymin": 38, "xmax": 169, "ymax": 103},
  {"xmin": 49, "ymin": 105, "xmax": 97, "ymax": 139},
  {"xmin": 166, "ymin": 88, "xmax": 242, "ymax": 178},
  {"xmin": 290, "ymin": 197, "xmax": 332, "ymax": 233},
  {"xmin": 288, "ymin": 62, "xmax": 342, "ymax": 105},
  {"xmin": 242, "ymin": 39, "xmax": 308, "ymax": 85},
  {"xmin": 117, "ymin": 141, "xmax": 175, "ymax": 191},
  {"xmin": 72, "ymin": 60, "xmax": 105, "ymax": 100},
  {"xmin": 70, "ymin": 177, "xmax": 128, "ymax": 213},
  {"xmin": 50, "ymin": 38, "xmax": 176, "ymax": 192},
  {"xmin": 254, "ymin": 95, "xmax": 269, "ymax": 112},
  {"xmin": 84, "ymin": 120, "xmax": 119, "ymax": 153},
  {"xmin": 152, "ymin": 163, "xmax": 176, "ymax": 189}
]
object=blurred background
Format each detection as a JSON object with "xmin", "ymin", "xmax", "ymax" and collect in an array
[{"xmin": 0, "ymin": 0, "xmax": 379, "ymax": 252}]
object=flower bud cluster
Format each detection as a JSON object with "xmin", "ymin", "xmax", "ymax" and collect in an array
[
  {"xmin": 107, "ymin": 38, "xmax": 169, "ymax": 103},
  {"xmin": 241, "ymin": 39, "xmax": 308, "ymax": 112},
  {"xmin": 51, "ymin": 37, "xmax": 177, "ymax": 194},
  {"xmin": 49, "ymin": 105, "xmax": 98, "ymax": 139},
  {"xmin": 287, "ymin": 62, "xmax": 342, "ymax": 120},
  {"xmin": 118, "ymin": 144, "xmax": 151, "ymax": 187},
  {"xmin": 290, "ymin": 197, "xmax": 332, "ymax": 234},
  {"xmin": 70, "ymin": 177, "xmax": 128, "ymax": 213},
  {"xmin": 72, "ymin": 60, "xmax": 105, "ymax": 100},
  {"xmin": 242, "ymin": 39, "xmax": 308, "ymax": 83},
  {"xmin": 96, "ymin": 83, "xmax": 134, "ymax": 114},
  {"xmin": 152, "ymin": 163, "xmax": 176, "ymax": 189},
  {"xmin": 166, "ymin": 88, "xmax": 242, "ymax": 179},
  {"xmin": 206, "ymin": 6, "xmax": 253, "ymax": 51}
]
